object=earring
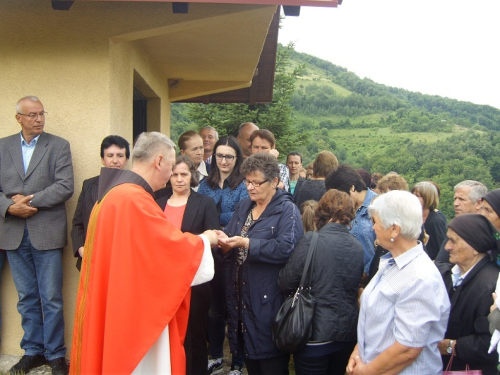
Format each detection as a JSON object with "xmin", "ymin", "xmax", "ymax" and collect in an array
[{"xmin": 390, "ymin": 238, "xmax": 394, "ymax": 242}]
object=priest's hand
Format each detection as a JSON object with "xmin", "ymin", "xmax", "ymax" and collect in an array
[
  {"xmin": 202, "ymin": 230, "xmax": 219, "ymax": 247},
  {"xmin": 215, "ymin": 230, "xmax": 233, "ymax": 254}
]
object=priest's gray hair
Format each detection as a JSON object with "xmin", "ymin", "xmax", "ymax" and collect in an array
[
  {"xmin": 368, "ymin": 190, "xmax": 422, "ymax": 240},
  {"xmin": 133, "ymin": 132, "xmax": 176, "ymax": 163}
]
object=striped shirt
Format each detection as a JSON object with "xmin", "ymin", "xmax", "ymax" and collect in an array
[{"xmin": 358, "ymin": 243, "xmax": 450, "ymax": 374}]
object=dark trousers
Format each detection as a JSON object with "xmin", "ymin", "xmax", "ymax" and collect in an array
[
  {"xmin": 244, "ymin": 354, "xmax": 290, "ymax": 375},
  {"xmin": 185, "ymin": 282, "xmax": 211, "ymax": 375},
  {"xmin": 293, "ymin": 342, "xmax": 355, "ymax": 375},
  {"xmin": 208, "ymin": 260, "xmax": 244, "ymax": 367}
]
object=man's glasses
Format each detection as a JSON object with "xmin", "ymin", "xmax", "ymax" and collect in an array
[
  {"xmin": 244, "ymin": 179, "xmax": 269, "ymax": 187},
  {"xmin": 18, "ymin": 111, "xmax": 47, "ymax": 119},
  {"xmin": 215, "ymin": 153, "xmax": 236, "ymax": 161}
]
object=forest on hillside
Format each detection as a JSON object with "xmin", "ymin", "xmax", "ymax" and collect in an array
[{"xmin": 171, "ymin": 44, "xmax": 500, "ymax": 220}]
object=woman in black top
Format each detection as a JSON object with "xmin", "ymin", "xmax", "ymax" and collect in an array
[{"xmin": 279, "ymin": 189, "xmax": 364, "ymax": 375}]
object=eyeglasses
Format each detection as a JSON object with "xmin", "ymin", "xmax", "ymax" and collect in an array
[
  {"xmin": 215, "ymin": 153, "xmax": 236, "ymax": 161},
  {"xmin": 244, "ymin": 179, "xmax": 269, "ymax": 187},
  {"xmin": 17, "ymin": 111, "xmax": 47, "ymax": 119}
]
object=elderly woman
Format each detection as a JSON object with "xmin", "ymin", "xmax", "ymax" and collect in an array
[
  {"xmin": 279, "ymin": 190, "xmax": 364, "ymax": 375},
  {"xmin": 435, "ymin": 214, "xmax": 499, "ymax": 373},
  {"xmin": 155, "ymin": 155, "xmax": 220, "ymax": 375},
  {"xmin": 347, "ymin": 190, "xmax": 450, "ymax": 375},
  {"xmin": 411, "ymin": 181, "xmax": 447, "ymax": 260},
  {"xmin": 216, "ymin": 153, "xmax": 304, "ymax": 375}
]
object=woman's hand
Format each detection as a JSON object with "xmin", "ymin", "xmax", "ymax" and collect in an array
[
  {"xmin": 219, "ymin": 235, "xmax": 249, "ymax": 249},
  {"xmin": 491, "ymin": 292, "xmax": 498, "ymax": 312},
  {"xmin": 346, "ymin": 345, "xmax": 360, "ymax": 374},
  {"xmin": 215, "ymin": 230, "xmax": 234, "ymax": 254},
  {"xmin": 437, "ymin": 339, "xmax": 455, "ymax": 355}
]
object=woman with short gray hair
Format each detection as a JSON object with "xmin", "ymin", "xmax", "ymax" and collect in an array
[
  {"xmin": 217, "ymin": 153, "xmax": 303, "ymax": 375},
  {"xmin": 347, "ymin": 190, "xmax": 450, "ymax": 375}
]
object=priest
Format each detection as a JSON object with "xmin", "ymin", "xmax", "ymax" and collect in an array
[{"xmin": 70, "ymin": 132, "xmax": 218, "ymax": 375}]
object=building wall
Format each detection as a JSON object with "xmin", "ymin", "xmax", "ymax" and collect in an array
[
  {"xmin": 0, "ymin": 0, "xmax": 275, "ymax": 357},
  {"xmin": 0, "ymin": 1, "xmax": 171, "ymax": 356}
]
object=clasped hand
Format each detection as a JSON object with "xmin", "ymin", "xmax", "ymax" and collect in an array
[{"xmin": 8, "ymin": 194, "xmax": 37, "ymax": 218}]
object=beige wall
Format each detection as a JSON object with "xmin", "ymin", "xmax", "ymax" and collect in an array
[
  {"xmin": 0, "ymin": 0, "xmax": 274, "ymax": 357},
  {"xmin": 0, "ymin": 2, "xmax": 172, "ymax": 357}
]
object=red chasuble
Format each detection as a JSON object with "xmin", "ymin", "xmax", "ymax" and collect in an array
[{"xmin": 70, "ymin": 179, "xmax": 204, "ymax": 375}]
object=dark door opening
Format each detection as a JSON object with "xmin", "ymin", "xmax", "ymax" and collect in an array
[{"xmin": 133, "ymin": 88, "xmax": 148, "ymax": 144}]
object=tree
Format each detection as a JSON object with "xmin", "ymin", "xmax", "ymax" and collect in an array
[{"xmin": 179, "ymin": 42, "xmax": 308, "ymax": 161}]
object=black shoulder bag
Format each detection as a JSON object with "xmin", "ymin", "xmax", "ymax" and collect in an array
[{"xmin": 272, "ymin": 231, "xmax": 318, "ymax": 352}]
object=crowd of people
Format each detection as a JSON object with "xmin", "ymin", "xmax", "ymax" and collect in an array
[{"xmin": 2, "ymin": 95, "xmax": 500, "ymax": 375}]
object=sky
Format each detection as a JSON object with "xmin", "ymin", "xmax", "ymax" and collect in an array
[{"xmin": 278, "ymin": 0, "xmax": 500, "ymax": 110}]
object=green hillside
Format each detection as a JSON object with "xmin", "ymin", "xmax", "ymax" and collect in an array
[{"xmin": 171, "ymin": 44, "xmax": 500, "ymax": 220}]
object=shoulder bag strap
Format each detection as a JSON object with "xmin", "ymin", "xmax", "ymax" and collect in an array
[{"xmin": 298, "ymin": 231, "xmax": 318, "ymax": 288}]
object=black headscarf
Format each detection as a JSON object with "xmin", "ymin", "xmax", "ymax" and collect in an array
[
  {"xmin": 448, "ymin": 214, "xmax": 500, "ymax": 264},
  {"xmin": 482, "ymin": 189, "xmax": 500, "ymax": 218}
]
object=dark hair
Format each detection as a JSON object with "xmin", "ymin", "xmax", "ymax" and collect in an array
[
  {"xmin": 287, "ymin": 151, "xmax": 303, "ymax": 164},
  {"xmin": 249, "ymin": 129, "xmax": 276, "ymax": 148},
  {"xmin": 240, "ymin": 153, "xmax": 280, "ymax": 182},
  {"xmin": 356, "ymin": 169, "xmax": 372, "ymax": 190},
  {"xmin": 100, "ymin": 135, "xmax": 130, "ymax": 159},
  {"xmin": 313, "ymin": 151, "xmax": 338, "ymax": 178},
  {"xmin": 300, "ymin": 200, "xmax": 318, "ymax": 232},
  {"xmin": 178, "ymin": 130, "xmax": 202, "ymax": 151},
  {"xmin": 173, "ymin": 155, "xmax": 199, "ymax": 188},
  {"xmin": 206, "ymin": 136, "xmax": 245, "ymax": 190},
  {"xmin": 315, "ymin": 189, "xmax": 355, "ymax": 229},
  {"xmin": 370, "ymin": 172, "xmax": 383, "ymax": 190},
  {"xmin": 325, "ymin": 164, "xmax": 367, "ymax": 193}
]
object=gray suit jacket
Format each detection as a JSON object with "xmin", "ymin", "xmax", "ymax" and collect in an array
[{"xmin": 0, "ymin": 132, "xmax": 74, "ymax": 250}]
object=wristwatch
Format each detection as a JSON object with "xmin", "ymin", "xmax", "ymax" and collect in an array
[{"xmin": 446, "ymin": 339, "xmax": 454, "ymax": 354}]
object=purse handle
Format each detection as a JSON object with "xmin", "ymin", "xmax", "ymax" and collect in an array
[
  {"xmin": 445, "ymin": 342, "xmax": 471, "ymax": 371},
  {"xmin": 298, "ymin": 231, "xmax": 318, "ymax": 289}
]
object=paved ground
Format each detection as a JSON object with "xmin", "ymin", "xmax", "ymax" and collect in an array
[
  {"xmin": 0, "ymin": 355, "xmax": 53, "ymax": 374},
  {"xmin": 0, "ymin": 337, "xmax": 244, "ymax": 375}
]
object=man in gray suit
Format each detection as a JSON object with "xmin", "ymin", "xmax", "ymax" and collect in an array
[{"xmin": 0, "ymin": 96, "xmax": 74, "ymax": 375}]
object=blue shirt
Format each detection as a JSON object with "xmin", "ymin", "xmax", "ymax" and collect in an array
[
  {"xmin": 20, "ymin": 132, "xmax": 40, "ymax": 173},
  {"xmin": 358, "ymin": 243, "xmax": 450, "ymax": 375},
  {"xmin": 197, "ymin": 179, "xmax": 249, "ymax": 227},
  {"xmin": 350, "ymin": 188, "xmax": 377, "ymax": 273}
]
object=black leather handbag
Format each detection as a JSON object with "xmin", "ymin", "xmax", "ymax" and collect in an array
[{"xmin": 272, "ymin": 231, "xmax": 318, "ymax": 352}]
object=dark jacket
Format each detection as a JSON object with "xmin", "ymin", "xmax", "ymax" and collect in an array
[
  {"xmin": 156, "ymin": 189, "xmax": 219, "ymax": 375},
  {"xmin": 71, "ymin": 175, "xmax": 99, "ymax": 270},
  {"xmin": 436, "ymin": 257, "xmax": 499, "ymax": 373},
  {"xmin": 424, "ymin": 209, "xmax": 447, "ymax": 260},
  {"xmin": 223, "ymin": 189, "xmax": 304, "ymax": 359},
  {"xmin": 278, "ymin": 223, "xmax": 364, "ymax": 343},
  {"xmin": 155, "ymin": 188, "xmax": 220, "ymax": 234},
  {"xmin": 293, "ymin": 178, "xmax": 325, "ymax": 208}
]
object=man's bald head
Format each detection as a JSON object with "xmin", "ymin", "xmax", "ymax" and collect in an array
[{"xmin": 237, "ymin": 122, "xmax": 259, "ymax": 158}]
